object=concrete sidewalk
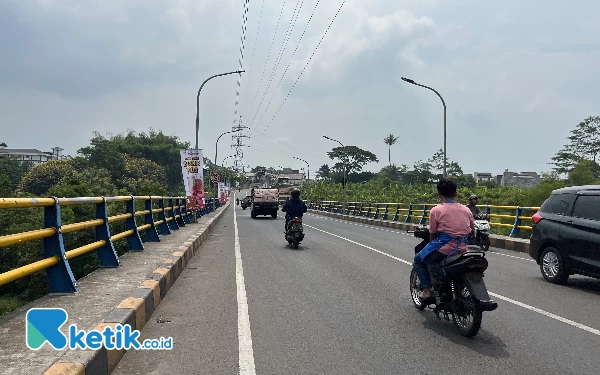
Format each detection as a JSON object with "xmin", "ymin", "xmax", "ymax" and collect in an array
[
  {"xmin": 307, "ymin": 209, "xmax": 531, "ymax": 253},
  {"xmin": 0, "ymin": 203, "xmax": 229, "ymax": 375}
]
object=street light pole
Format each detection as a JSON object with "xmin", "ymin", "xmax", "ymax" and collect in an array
[
  {"xmin": 195, "ymin": 70, "xmax": 245, "ymax": 150},
  {"xmin": 323, "ymin": 135, "xmax": 347, "ymax": 214},
  {"xmin": 401, "ymin": 77, "xmax": 447, "ymax": 179},
  {"xmin": 293, "ymin": 156, "xmax": 310, "ymax": 202}
]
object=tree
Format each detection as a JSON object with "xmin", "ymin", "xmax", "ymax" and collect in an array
[
  {"xmin": 317, "ymin": 164, "xmax": 331, "ymax": 180},
  {"xmin": 78, "ymin": 129, "xmax": 189, "ymax": 194},
  {"xmin": 0, "ymin": 156, "xmax": 31, "ymax": 187},
  {"xmin": 568, "ymin": 159, "xmax": 600, "ymax": 186},
  {"xmin": 551, "ymin": 116, "xmax": 600, "ymax": 174},
  {"xmin": 447, "ymin": 161, "xmax": 464, "ymax": 177},
  {"xmin": 327, "ymin": 145, "xmax": 379, "ymax": 175},
  {"xmin": 19, "ymin": 160, "xmax": 76, "ymax": 196},
  {"xmin": 0, "ymin": 174, "xmax": 12, "ymax": 197},
  {"xmin": 383, "ymin": 134, "xmax": 400, "ymax": 165},
  {"xmin": 120, "ymin": 156, "xmax": 168, "ymax": 196},
  {"xmin": 379, "ymin": 164, "xmax": 402, "ymax": 180}
]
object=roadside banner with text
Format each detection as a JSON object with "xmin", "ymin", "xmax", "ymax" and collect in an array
[
  {"xmin": 218, "ymin": 182, "xmax": 226, "ymax": 202},
  {"xmin": 180, "ymin": 149, "xmax": 205, "ymax": 210}
]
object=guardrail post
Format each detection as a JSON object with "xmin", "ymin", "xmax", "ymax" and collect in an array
[
  {"xmin": 485, "ymin": 205, "xmax": 490, "ymax": 215},
  {"xmin": 95, "ymin": 197, "xmax": 119, "ymax": 267},
  {"xmin": 44, "ymin": 197, "xmax": 79, "ymax": 293},
  {"xmin": 509, "ymin": 206, "xmax": 522, "ymax": 238},
  {"xmin": 125, "ymin": 196, "xmax": 144, "ymax": 251},
  {"xmin": 405, "ymin": 204, "xmax": 413, "ymax": 223},
  {"xmin": 373, "ymin": 204, "xmax": 380, "ymax": 219},
  {"xmin": 183, "ymin": 200, "xmax": 192, "ymax": 224},
  {"xmin": 366, "ymin": 204, "xmax": 372, "ymax": 218},
  {"xmin": 158, "ymin": 198, "xmax": 172, "ymax": 235},
  {"xmin": 167, "ymin": 198, "xmax": 179, "ymax": 230},
  {"xmin": 382, "ymin": 204, "xmax": 390, "ymax": 220},
  {"xmin": 145, "ymin": 198, "xmax": 160, "ymax": 242},
  {"xmin": 352, "ymin": 203, "xmax": 358, "ymax": 216},
  {"xmin": 420, "ymin": 205, "xmax": 428, "ymax": 225},
  {"xmin": 392, "ymin": 204, "xmax": 400, "ymax": 221},
  {"xmin": 174, "ymin": 198, "xmax": 185, "ymax": 227}
]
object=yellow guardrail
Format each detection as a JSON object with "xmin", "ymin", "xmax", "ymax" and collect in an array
[
  {"xmin": 0, "ymin": 195, "xmax": 213, "ymax": 293},
  {"xmin": 310, "ymin": 200, "xmax": 540, "ymax": 238}
]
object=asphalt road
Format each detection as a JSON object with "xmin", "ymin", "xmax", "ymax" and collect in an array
[{"xmin": 115, "ymin": 193, "xmax": 600, "ymax": 375}]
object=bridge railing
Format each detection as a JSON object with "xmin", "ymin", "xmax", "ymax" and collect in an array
[
  {"xmin": 0, "ymin": 196, "xmax": 222, "ymax": 293},
  {"xmin": 307, "ymin": 201, "xmax": 540, "ymax": 238}
]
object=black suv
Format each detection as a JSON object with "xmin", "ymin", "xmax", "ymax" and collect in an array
[{"xmin": 529, "ymin": 185, "xmax": 600, "ymax": 284}]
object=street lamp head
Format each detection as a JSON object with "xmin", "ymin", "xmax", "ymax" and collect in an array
[{"xmin": 401, "ymin": 77, "xmax": 416, "ymax": 85}]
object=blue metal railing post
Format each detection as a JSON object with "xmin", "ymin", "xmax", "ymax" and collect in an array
[
  {"xmin": 144, "ymin": 198, "xmax": 160, "ymax": 242},
  {"xmin": 373, "ymin": 204, "xmax": 380, "ymax": 219},
  {"xmin": 183, "ymin": 201, "xmax": 192, "ymax": 224},
  {"xmin": 167, "ymin": 198, "xmax": 179, "ymax": 230},
  {"xmin": 382, "ymin": 204, "xmax": 390, "ymax": 220},
  {"xmin": 158, "ymin": 198, "xmax": 172, "ymax": 235},
  {"xmin": 419, "ymin": 205, "xmax": 428, "ymax": 225},
  {"xmin": 125, "ymin": 196, "xmax": 144, "ymax": 251},
  {"xmin": 405, "ymin": 204, "xmax": 413, "ymax": 223},
  {"xmin": 510, "ymin": 206, "xmax": 522, "ymax": 237},
  {"xmin": 392, "ymin": 204, "xmax": 400, "ymax": 221},
  {"xmin": 44, "ymin": 197, "xmax": 79, "ymax": 293},
  {"xmin": 174, "ymin": 198, "xmax": 185, "ymax": 227},
  {"xmin": 95, "ymin": 197, "xmax": 119, "ymax": 267}
]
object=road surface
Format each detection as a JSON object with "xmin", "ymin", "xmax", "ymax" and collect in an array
[{"xmin": 114, "ymin": 193, "xmax": 600, "ymax": 375}]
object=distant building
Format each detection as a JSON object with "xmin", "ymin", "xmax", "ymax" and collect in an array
[
  {"xmin": 473, "ymin": 172, "xmax": 494, "ymax": 183},
  {"xmin": 500, "ymin": 169, "xmax": 541, "ymax": 189},
  {"xmin": 0, "ymin": 144, "xmax": 71, "ymax": 166}
]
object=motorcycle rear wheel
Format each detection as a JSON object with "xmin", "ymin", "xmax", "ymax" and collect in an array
[
  {"xmin": 294, "ymin": 238, "xmax": 300, "ymax": 249},
  {"xmin": 452, "ymin": 284, "xmax": 482, "ymax": 338},
  {"xmin": 409, "ymin": 270, "xmax": 426, "ymax": 310}
]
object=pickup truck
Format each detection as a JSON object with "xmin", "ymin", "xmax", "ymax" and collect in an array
[{"xmin": 250, "ymin": 188, "xmax": 279, "ymax": 219}]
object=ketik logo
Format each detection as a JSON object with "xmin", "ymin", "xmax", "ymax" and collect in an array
[{"xmin": 26, "ymin": 308, "xmax": 69, "ymax": 350}]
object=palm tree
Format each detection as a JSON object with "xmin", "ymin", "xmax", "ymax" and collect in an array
[{"xmin": 383, "ymin": 134, "xmax": 400, "ymax": 165}]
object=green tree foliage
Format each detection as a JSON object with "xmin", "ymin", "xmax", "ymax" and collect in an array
[
  {"xmin": 568, "ymin": 159, "xmax": 600, "ymax": 186},
  {"xmin": 327, "ymin": 145, "xmax": 379, "ymax": 175},
  {"xmin": 551, "ymin": 116, "xmax": 600, "ymax": 174},
  {"xmin": 78, "ymin": 129, "xmax": 190, "ymax": 194},
  {"xmin": 19, "ymin": 160, "xmax": 76, "ymax": 196},
  {"xmin": 317, "ymin": 164, "xmax": 331, "ymax": 180},
  {"xmin": 0, "ymin": 156, "xmax": 31, "ymax": 187}
]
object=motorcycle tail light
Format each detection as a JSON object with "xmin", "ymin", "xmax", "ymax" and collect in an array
[{"xmin": 294, "ymin": 219, "xmax": 301, "ymax": 222}]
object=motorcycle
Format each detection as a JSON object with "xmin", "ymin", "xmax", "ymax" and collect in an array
[
  {"xmin": 468, "ymin": 213, "xmax": 491, "ymax": 251},
  {"xmin": 408, "ymin": 225, "xmax": 498, "ymax": 338},
  {"xmin": 285, "ymin": 216, "xmax": 304, "ymax": 249}
]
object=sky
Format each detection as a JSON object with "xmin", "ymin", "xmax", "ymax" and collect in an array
[{"xmin": 1, "ymin": 0, "xmax": 599, "ymax": 176}]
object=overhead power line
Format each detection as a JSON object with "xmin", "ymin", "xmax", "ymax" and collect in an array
[
  {"xmin": 245, "ymin": 1, "xmax": 288, "ymax": 125},
  {"xmin": 248, "ymin": 0, "xmax": 320, "ymax": 135},
  {"xmin": 254, "ymin": 1, "xmax": 346, "ymax": 138},
  {"xmin": 248, "ymin": 0, "xmax": 305, "ymax": 129},
  {"xmin": 240, "ymin": 0, "xmax": 266, "ymax": 116}
]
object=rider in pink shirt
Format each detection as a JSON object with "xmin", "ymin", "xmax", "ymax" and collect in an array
[{"xmin": 413, "ymin": 179, "xmax": 474, "ymax": 299}]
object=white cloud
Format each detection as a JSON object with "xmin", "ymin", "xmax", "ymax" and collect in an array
[{"xmin": 1, "ymin": 0, "xmax": 600, "ymax": 176}]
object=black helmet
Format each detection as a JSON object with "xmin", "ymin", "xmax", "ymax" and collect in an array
[
  {"xmin": 291, "ymin": 188, "xmax": 301, "ymax": 198},
  {"xmin": 469, "ymin": 195, "xmax": 478, "ymax": 200}
]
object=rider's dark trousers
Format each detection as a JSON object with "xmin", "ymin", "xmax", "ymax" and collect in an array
[{"xmin": 413, "ymin": 250, "xmax": 447, "ymax": 289}]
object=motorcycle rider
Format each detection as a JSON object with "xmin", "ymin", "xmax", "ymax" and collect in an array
[
  {"xmin": 466, "ymin": 195, "xmax": 481, "ymax": 216},
  {"xmin": 281, "ymin": 188, "xmax": 307, "ymax": 233},
  {"xmin": 413, "ymin": 179, "xmax": 474, "ymax": 300}
]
